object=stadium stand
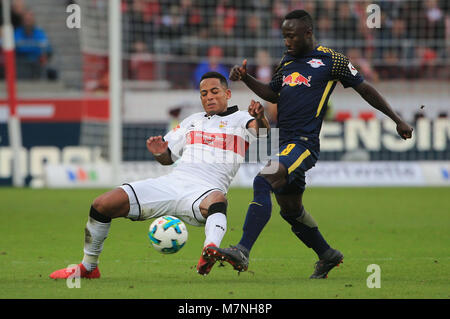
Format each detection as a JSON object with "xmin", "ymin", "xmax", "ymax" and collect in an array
[
  {"xmin": 1, "ymin": 0, "xmax": 449, "ymax": 165},
  {"xmin": 3, "ymin": 0, "xmax": 448, "ymax": 89}
]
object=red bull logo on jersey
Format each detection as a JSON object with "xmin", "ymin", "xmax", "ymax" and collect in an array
[{"xmin": 282, "ymin": 72, "xmax": 312, "ymax": 87}]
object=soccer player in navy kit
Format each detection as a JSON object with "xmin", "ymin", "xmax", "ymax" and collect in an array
[{"xmin": 205, "ymin": 10, "xmax": 413, "ymax": 278}]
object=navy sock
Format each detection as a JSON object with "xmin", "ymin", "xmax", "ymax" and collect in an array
[
  {"xmin": 281, "ymin": 208, "xmax": 330, "ymax": 258},
  {"xmin": 238, "ymin": 175, "xmax": 272, "ymax": 252}
]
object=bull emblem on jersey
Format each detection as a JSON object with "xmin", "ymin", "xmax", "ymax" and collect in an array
[
  {"xmin": 307, "ymin": 59, "xmax": 325, "ymax": 68},
  {"xmin": 282, "ymin": 72, "xmax": 312, "ymax": 87}
]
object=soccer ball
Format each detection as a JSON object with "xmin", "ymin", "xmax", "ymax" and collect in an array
[{"xmin": 148, "ymin": 216, "xmax": 188, "ymax": 254}]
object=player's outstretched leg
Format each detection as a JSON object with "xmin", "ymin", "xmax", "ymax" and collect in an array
[
  {"xmin": 280, "ymin": 205, "xmax": 343, "ymax": 279},
  {"xmin": 197, "ymin": 194, "xmax": 228, "ymax": 276},
  {"xmin": 205, "ymin": 175, "xmax": 273, "ymax": 272},
  {"xmin": 49, "ymin": 188, "xmax": 129, "ymax": 279},
  {"xmin": 49, "ymin": 205, "xmax": 111, "ymax": 279}
]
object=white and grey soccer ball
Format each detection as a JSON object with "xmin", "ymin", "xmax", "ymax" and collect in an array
[{"xmin": 148, "ymin": 216, "xmax": 188, "ymax": 254}]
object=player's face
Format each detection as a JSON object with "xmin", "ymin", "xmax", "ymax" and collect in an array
[
  {"xmin": 199, "ymin": 78, "xmax": 231, "ymax": 116},
  {"xmin": 281, "ymin": 19, "xmax": 313, "ymax": 56}
]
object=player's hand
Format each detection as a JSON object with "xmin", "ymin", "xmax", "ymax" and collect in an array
[
  {"xmin": 146, "ymin": 136, "xmax": 168, "ymax": 155},
  {"xmin": 396, "ymin": 121, "xmax": 413, "ymax": 140},
  {"xmin": 229, "ymin": 59, "xmax": 247, "ymax": 81},
  {"xmin": 248, "ymin": 100, "xmax": 264, "ymax": 119}
]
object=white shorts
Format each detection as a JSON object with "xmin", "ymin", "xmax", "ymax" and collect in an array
[{"xmin": 119, "ymin": 172, "xmax": 223, "ymax": 226}]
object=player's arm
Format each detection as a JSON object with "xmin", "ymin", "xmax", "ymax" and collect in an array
[
  {"xmin": 353, "ymin": 81, "xmax": 413, "ymax": 140},
  {"xmin": 246, "ymin": 100, "xmax": 270, "ymax": 137},
  {"xmin": 230, "ymin": 59, "xmax": 279, "ymax": 103},
  {"xmin": 146, "ymin": 136, "xmax": 174, "ymax": 165}
]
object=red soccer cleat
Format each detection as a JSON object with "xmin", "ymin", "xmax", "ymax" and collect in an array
[
  {"xmin": 49, "ymin": 263, "xmax": 100, "ymax": 279},
  {"xmin": 196, "ymin": 243, "xmax": 217, "ymax": 276}
]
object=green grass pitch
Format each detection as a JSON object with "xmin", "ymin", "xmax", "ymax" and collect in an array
[{"xmin": 0, "ymin": 187, "xmax": 449, "ymax": 299}]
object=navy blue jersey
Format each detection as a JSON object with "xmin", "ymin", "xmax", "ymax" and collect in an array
[{"xmin": 269, "ymin": 45, "xmax": 364, "ymax": 151}]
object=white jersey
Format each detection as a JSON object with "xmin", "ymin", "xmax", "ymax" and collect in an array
[{"xmin": 164, "ymin": 105, "xmax": 256, "ymax": 193}]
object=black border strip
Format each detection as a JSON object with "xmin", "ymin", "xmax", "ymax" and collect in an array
[{"xmin": 0, "ymin": 299, "xmax": 445, "ymax": 315}]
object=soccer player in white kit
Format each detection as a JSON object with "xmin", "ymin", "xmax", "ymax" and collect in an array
[{"xmin": 49, "ymin": 72, "xmax": 270, "ymax": 278}]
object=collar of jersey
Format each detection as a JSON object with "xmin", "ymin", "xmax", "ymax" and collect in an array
[
  {"xmin": 284, "ymin": 45, "xmax": 321, "ymax": 61},
  {"xmin": 204, "ymin": 105, "xmax": 238, "ymax": 117}
]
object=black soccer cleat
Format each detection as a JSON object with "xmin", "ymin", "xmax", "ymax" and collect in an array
[
  {"xmin": 205, "ymin": 245, "xmax": 249, "ymax": 272},
  {"xmin": 309, "ymin": 248, "xmax": 344, "ymax": 279}
]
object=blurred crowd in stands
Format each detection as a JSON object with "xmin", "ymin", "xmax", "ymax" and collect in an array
[
  {"xmin": 121, "ymin": 0, "xmax": 449, "ymax": 88},
  {"xmin": 0, "ymin": 0, "xmax": 56, "ymax": 80},
  {"xmin": 0, "ymin": 0, "xmax": 449, "ymax": 86}
]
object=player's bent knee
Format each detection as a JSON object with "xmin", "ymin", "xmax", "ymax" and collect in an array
[
  {"xmin": 89, "ymin": 205, "xmax": 112, "ymax": 223},
  {"xmin": 258, "ymin": 172, "xmax": 287, "ymax": 190},
  {"xmin": 206, "ymin": 191, "xmax": 227, "ymax": 203},
  {"xmin": 258, "ymin": 161, "xmax": 288, "ymax": 190},
  {"xmin": 92, "ymin": 188, "xmax": 130, "ymax": 219},
  {"xmin": 200, "ymin": 191, "xmax": 227, "ymax": 218},
  {"xmin": 92, "ymin": 196, "xmax": 108, "ymax": 214},
  {"xmin": 206, "ymin": 201, "xmax": 227, "ymax": 218},
  {"xmin": 200, "ymin": 199, "xmax": 227, "ymax": 219}
]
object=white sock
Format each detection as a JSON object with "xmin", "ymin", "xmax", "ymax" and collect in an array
[
  {"xmin": 82, "ymin": 217, "xmax": 111, "ymax": 271},
  {"xmin": 204, "ymin": 213, "xmax": 227, "ymax": 248}
]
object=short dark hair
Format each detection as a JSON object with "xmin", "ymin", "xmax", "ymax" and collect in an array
[
  {"xmin": 285, "ymin": 10, "xmax": 314, "ymax": 31},
  {"xmin": 200, "ymin": 71, "xmax": 228, "ymax": 88}
]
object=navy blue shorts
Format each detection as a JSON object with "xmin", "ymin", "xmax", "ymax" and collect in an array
[{"xmin": 271, "ymin": 142, "xmax": 318, "ymax": 195}]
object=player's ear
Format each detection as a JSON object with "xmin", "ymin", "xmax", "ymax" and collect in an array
[
  {"xmin": 225, "ymin": 88, "xmax": 232, "ymax": 100},
  {"xmin": 305, "ymin": 27, "xmax": 313, "ymax": 39},
  {"xmin": 305, "ymin": 28, "xmax": 313, "ymax": 39}
]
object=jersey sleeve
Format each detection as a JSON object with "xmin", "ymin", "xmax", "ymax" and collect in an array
[
  {"xmin": 163, "ymin": 114, "xmax": 197, "ymax": 160},
  {"xmin": 236, "ymin": 110, "xmax": 255, "ymax": 130},
  {"xmin": 331, "ymin": 52, "xmax": 364, "ymax": 88},
  {"xmin": 235, "ymin": 111, "xmax": 260, "ymax": 144},
  {"xmin": 269, "ymin": 70, "xmax": 283, "ymax": 93},
  {"xmin": 269, "ymin": 55, "xmax": 289, "ymax": 93}
]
